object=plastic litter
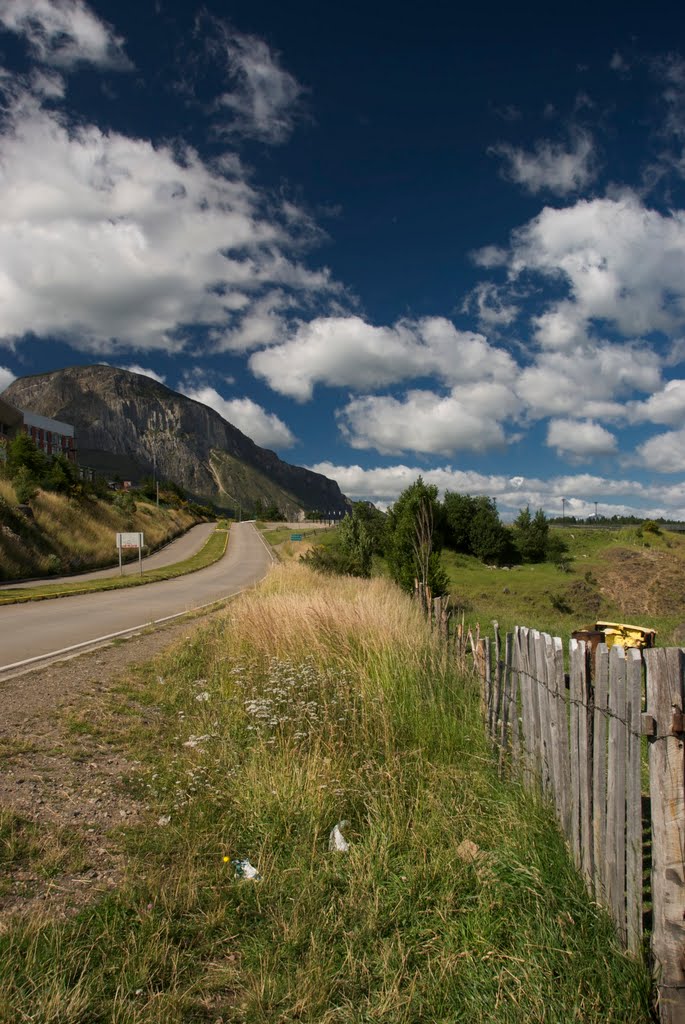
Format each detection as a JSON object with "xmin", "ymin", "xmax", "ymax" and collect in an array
[
  {"xmin": 328, "ymin": 820, "xmax": 350, "ymax": 852},
  {"xmin": 232, "ymin": 858, "xmax": 262, "ymax": 880}
]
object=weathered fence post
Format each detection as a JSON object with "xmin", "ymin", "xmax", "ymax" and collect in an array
[
  {"xmin": 626, "ymin": 646, "xmax": 643, "ymax": 956},
  {"xmin": 644, "ymin": 648, "xmax": 685, "ymax": 1024}
]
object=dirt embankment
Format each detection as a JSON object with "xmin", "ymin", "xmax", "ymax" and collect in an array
[{"xmin": 599, "ymin": 546, "xmax": 685, "ymax": 619}]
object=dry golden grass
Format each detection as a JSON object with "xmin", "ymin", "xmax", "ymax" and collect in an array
[
  {"xmin": 0, "ymin": 484, "xmax": 199, "ymax": 579},
  {"xmin": 229, "ymin": 560, "xmax": 437, "ymax": 670}
]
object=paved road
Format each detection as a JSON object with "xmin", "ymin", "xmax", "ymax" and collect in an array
[
  {"xmin": 4, "ymin": 521, "xmax": 218, "ymax": 589},
  {"xmin": 0, "ymin": 521, "xmax": 274, "ymax": 672}
]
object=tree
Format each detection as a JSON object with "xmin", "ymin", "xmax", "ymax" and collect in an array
[
  {"xmin": 386, "ymin": 477, "xmax": 449, "ymax": 596},
  {"xmin": 443, "ymin": 491, "xmax": 511, "ymax": 564},
  {"xmin": 337, "ymin": 509, "xmax": 373, "ymax": 577},
  {"xmin": 514, "ymin": 506, "xmax": 550, "ymax": 563},
  {"xmin": 6, "ymin": 433, "xmax": 48, "ymax": 481}
]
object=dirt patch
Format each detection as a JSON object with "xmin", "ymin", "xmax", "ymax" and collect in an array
[
  {"xmin": 600, "ymin": 546, "xmax": 685, "ymax": 618},
  {"xmin": 0, "ymin": 610, "xmax": 220, "ymax": 922}
]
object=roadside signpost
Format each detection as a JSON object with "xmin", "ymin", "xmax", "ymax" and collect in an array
[{"xmin": 116, "ymin": 532, "xmax": 144, "ymax": 576}]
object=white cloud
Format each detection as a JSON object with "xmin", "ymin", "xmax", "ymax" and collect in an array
[
  {"xmin": 629, "ymin": 378, "xmax": 685, "ymax": 426},
  {"xmin": 636, "ymin": 427, "xmax": 685, "ymax": 473},
  {"xmin": 490, "ymin": 130, "xmax": 597, "ymax": 195},
  {"xmin": 120, "ymin": 364, "xmax": 166, "ymax": 384},
  {"xmin": 508, "ymin": 193, "xmax": 685, "ymax": 340},
  {"xmin": 210, "ymin": 24, "xmax": 302, "ymax": 144},
  {"xmin": 338, "ymin": 384, "xmax": 518, "ymax": 456},
  {"xmin": 0, "ymin": 365, "xmax": 16, "ymax": 392},
  {"xmin": 0, "ymin": 0, "xmax": 131, "ymax": 69},
  {"xmin": 182, "ymin": 386, "xmax": 296, "ymax": 449},
  {"xmin": 249, "ymin": 315, "xmax": 516, "ymax": 400},
  {"xmin": 307, "ymin": 462, "xmax": 685, "ymax": 519},
  {"xmin": 471, "ymin": 244, "xmax": 508, "ymax": 268},
  {"xmin": 461, "ymin": 281, "xmax": 519, "ymax": 328},
  {"xmin": 516, "ymin": 343, "xmax": 661, "ymax": 419},
  {"xmin": 211, "ymin": 290, "xmax": 291, "ymax": 352},
  {"xmin": 0, "ymin": 92, "xmax": 334, "ymax": 354},
  {"xmin": 546, "ymin": 418, "xmax": 618, "ymax": 458}
]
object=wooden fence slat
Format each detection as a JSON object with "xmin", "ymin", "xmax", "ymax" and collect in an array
[
  {"xmin": 578, "ymin": 641, "xmax": 593, "ymax": 885},
  {"xmin": 606, "ymin": 645, "xmax": 628, "ymax": 942},
  {"xmin": 545, "ymin": 634, "xmax": 564, "ymax": 825},
  {"xmin": 593, "ymin": 644, "xmax": 609, "ymax": 902},
  {"xmin": 540, "ymin": 630, "xmax": 557, "ymax": 798},
  {"xmin": 509, "ymin": 634, "xmax": 520, "ymax": 765},
  {"xmin": 644, "ymin": 647, "xmax": 685, "ymax": 1024},
  {"xmin": 491, "ymin": 621, "xmax": 502, "ymax": 740},
  {"xmin": 569, "ymin": 638, "xmax": 582, "ymax": 870},
  {"xmin": 499, "ymin": 633, "xmax": 513, "ymax": 766},
  {"xmin": 626, "ymin": 647, "xmax": 643, "ymax": 956},
  {"xmin": 529, "ymin": 630, "xmax": 545, "ymax": 790},
  {"xmin": 517, "ymin": 628, "xmax": 535, "ymax": 790},
  {"xmin": 554, "ymin": 636, "xmax": 571, "ymax": 837}
]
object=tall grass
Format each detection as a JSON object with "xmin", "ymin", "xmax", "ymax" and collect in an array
[
  {"xmin": 0, "ymin": 563, "xmax": 652, "ymax": 1022},
  {"xmin": 0, "ymin": 484, "xmax": 200, "ymax": 579}
]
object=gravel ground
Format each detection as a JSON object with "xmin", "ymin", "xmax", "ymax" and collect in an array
[{"xmin": 0, "ymin": 607, "xmax": 222, "ymax": 923}]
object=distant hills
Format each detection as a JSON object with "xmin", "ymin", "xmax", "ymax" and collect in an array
[{"xmin": 2, "ymin": 365, "xmax": 349, "ymax": 516}]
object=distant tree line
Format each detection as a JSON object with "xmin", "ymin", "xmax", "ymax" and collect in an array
[{"xmin": 302, "ymin": 476, "xmax": 570, "ymax": 595}]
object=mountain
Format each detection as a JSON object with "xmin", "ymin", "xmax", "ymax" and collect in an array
[{"xmin": 2, "ymin": 365, "xmax": 349, "ymax": 516}]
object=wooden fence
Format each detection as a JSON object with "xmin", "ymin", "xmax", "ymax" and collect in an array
[{"xmin": 469, "ymin": 622, "xmax": 685, "ymax": 1024}]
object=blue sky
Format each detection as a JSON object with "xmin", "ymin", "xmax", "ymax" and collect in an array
[{"xmin": 2, "ymin": 0, "xmax": 685, "ymax": 517}]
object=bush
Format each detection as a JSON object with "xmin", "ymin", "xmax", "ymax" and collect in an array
[{"xmin": 13, "ymin": 467, "xmax": 38, "ymax": 504}]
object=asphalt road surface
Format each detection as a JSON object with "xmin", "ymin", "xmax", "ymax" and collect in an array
[
  {"xmin": 0, "ymin": 521, "xmax": 274, "ymax": 672},
  {"xmin": 4, "ymin": 521, "xmax": 218, "ymax": 589}
]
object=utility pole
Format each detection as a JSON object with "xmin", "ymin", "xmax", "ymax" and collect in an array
[
  {"xmin": 562, "ymin": 497, "xmax": 566, "ymax": 521},
  {"xmin": 595, "ymin": 501, "xmax": 598, "ymax": 519}
]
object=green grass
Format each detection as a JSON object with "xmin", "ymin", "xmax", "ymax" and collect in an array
[
  {"xmin": 0, "ymin": 563, "xmax": 652, "ymax": 1022},
  {"xmin": 0, "ymin": 528, "xmax": 229, "ymax": 605},
  {"xmin": 441, "ymin": 525, "xmax": 685, "ymax": 645}
]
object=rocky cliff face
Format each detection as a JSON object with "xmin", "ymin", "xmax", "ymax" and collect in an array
[{"xmin": 2, "ymin": 365, "xmax": 349, "ymax": 514}]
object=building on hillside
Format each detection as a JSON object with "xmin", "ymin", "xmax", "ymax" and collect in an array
[{"xmin": 0, "ymin": 397, "xmax": 76, "ymax": 463}]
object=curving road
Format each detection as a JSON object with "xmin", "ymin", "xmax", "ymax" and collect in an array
[
  {"xmin": 0, "ymin": 521, "xmax": 274, "ymax": 673},
  {"xmin": 3, "ymin": 521, "xmax": 218, "ymax": 589}
]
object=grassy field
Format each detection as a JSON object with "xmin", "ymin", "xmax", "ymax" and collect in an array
[
  {"xmin": 0, "ymin": 528, "xmax": 229, "ymax": 605},
  {"xmin": 0, "ymin": 563, "xmax": 652, "ymax": 1022},
  {"xmin": 0, "ymin": 479, "xmax": 204, "ymax": 580},
  {"xmin": 442, "ymin": 524, "xmax": 685, "ymax": 645}
]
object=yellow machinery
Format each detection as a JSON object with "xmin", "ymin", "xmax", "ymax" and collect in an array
[{"xmin": 594, "ymin": 621, "xmax": 657, "ymax": 650}]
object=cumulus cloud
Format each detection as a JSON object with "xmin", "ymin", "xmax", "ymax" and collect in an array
[
  {"xmin": 636, "ymin": 426, "xmax": 685, "ymax": 473},
  {"xmin": 516, "ymin": 343, "xmax": 661, "ymax": 419},
  {"xmin": 0, "ymin": 92, "xmax": 333, "ymax": 354},
  {"xmin": 546, "ymin": 418, "xmax": 618, "ymax": 458},
  {"xmin": 0, "ymin": 365, "xmax": 16, "ymax": 392},
  {"xmin": 0, "ymin": 0, "xmax": 131, "ymax": 69},
  {"xmin": 249, "ymin": 315, "xmax": 516, "ymax": 400},
  {"xmin": 308, "ymin": 461, "xmax": 685, "ymax": 519},
  {"xmin": 120, "ymin": 364, "xmax": 166, "ymax": 384},
  {"xmin": 338, "ymin": 383, "xmax": 519, "ymax": 456},
  {"xmin": 490, "ymin": 129, "xmax": 597, "ymax": 195},
  {"xmin": 508, "ymin": 193, "xmax": 685, "ymax": 340},
  {"xmin": 208, "ymin": 23, "xmax": 303, "ymax": 144},
  {"xmin": 182, "ymin": 385, "xmax": 296, "ymax": 448},
  {"xmin": 629, "ymin": 379, "xmax": 685, "ymax": 425}
]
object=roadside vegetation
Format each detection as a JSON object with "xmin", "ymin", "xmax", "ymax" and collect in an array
[
  {"xmin": 0, "ymin": 526, "xmax": 228, "ymax": 605},
  {"xmin": 0, "ymin": 562, "xmax": 652, "ymax": 1022},
  {"xmin": 301, "ymin": 478, "xmax": 685, "ymax": 645},
  {"xmin": 0, "ymin": 433, "xmax": 213, "ymax": 581}
]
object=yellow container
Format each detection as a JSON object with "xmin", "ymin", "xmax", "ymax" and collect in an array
[{"xmin": 594, "ymin": 621, "xmax": 657, "ymax": 650}]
